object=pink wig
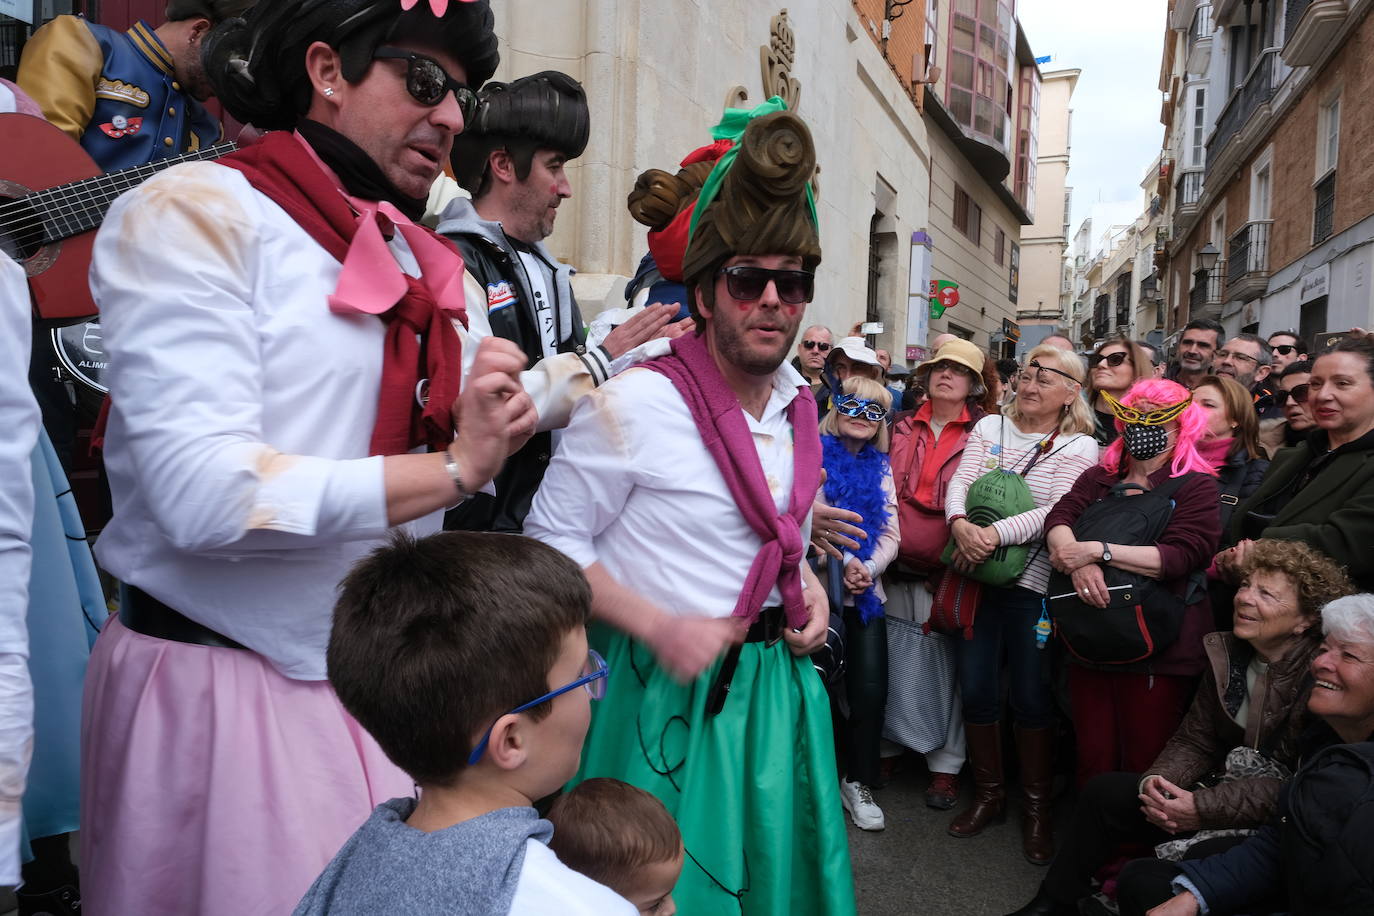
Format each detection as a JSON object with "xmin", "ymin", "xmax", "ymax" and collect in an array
[{"xmin": 1100, "ymin": 378, "xmax": 1218, "ymax": 477}]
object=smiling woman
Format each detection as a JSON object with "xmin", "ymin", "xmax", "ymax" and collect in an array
[{"xmin": 1222, "ymin": 336, "xmax": 1374, "ymax": 590}]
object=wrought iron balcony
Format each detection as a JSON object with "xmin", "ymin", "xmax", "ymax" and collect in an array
[
  {"xmin": 1189, "ymin": 266, "xmax": 1225, "ymax": 320},
  {"xmin": 1284, "ymin": 0, "xmax": 1348, "ymax": 67},
  {"xmin": 1175, "ymin": 169, "xmax": 1203, "ymax": 217},
  {"xmin": 1226, "ymin": 220, "xmax": 1272, "ymax": 302},
  {"xmin": 1206, "ymin": 49, "xmax": 1278, "ymax": 179},
  {"xmin": 1188, "ymin": 4, "xmax": 1214, "ymax": 73},
  {"xmin": 1313, "ymin": 172, "xmax": 1336, "ymax": 244}
]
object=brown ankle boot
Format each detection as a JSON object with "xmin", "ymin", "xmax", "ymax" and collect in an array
[
  {"xmin": 948, "ymin": 721, "xmax": 1005, "ymax": 837},
  {"xmin": 1016, "ymin": 724, "xmax": 1055, "ymax": 865}
]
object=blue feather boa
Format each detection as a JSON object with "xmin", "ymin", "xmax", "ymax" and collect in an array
[{"xmin": 821, "ymin": 435, "xmax": 891, "ymax": 624}]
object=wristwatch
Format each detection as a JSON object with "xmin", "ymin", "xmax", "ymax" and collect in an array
[{"xmin": 1100, "ymin": 542, "xmax": 1113, "ymax": 563}]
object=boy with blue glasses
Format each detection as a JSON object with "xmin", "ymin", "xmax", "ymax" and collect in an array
[{"xmin": 295, "ymin": 531, "xmax": 635, "ymax": 916}]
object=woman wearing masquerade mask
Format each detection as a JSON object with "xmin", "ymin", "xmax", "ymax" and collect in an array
[
  {"xmin": 1046, "ymin": 379, "xmax": 1221, "ymax": 788},
  {"xmin": 815, "ymin": 378, "xmax": 900, "ymax": 830},
  {"xmin": 1086, "ymin": 335, "xmax": 1155, "ymax": 446},
  {"xmin": 944, "ymin": 345, "xmax": 1098, "ymax": 864}
]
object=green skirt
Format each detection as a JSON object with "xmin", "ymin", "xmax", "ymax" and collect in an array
[{"xmin": 573, "ymin": 625, "xmax": 857, "ymax": 916}]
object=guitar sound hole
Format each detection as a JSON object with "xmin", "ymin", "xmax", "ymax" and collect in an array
[{"xmin": 0, "ymin": 196, "xmax": 46, "ymax": 261}]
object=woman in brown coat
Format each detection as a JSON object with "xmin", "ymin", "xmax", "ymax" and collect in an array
[{"xmin": 1008, "ymin": 539, "xmax": 1353, "ymax": 916}]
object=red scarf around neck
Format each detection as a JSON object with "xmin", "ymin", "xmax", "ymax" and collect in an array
[
  {"xmin": 220, "ymin": 132, "xmax": 464, "ymax": 455},
  {"xmin": 644, "ymin": 331, "xmax": 822, "ymax": 629}
]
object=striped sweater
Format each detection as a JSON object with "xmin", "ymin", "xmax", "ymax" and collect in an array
[{"xmin": 945, "ymin": 415, "xmax": 1099, "ymax": 593}]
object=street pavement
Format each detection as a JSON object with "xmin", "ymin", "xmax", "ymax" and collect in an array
[{"xmin": 847, "ymin": 755, "xmax": 1072, "ymax": 916}]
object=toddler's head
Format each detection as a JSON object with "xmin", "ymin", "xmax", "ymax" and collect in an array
[{"xmin": 547, "ymin": 778, "xmax": 684, "ymax": 915}]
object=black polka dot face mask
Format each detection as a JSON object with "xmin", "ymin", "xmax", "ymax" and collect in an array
[{"xmin": 1121, "ymin": 423, "xmax": 1171, "ymax": 461}]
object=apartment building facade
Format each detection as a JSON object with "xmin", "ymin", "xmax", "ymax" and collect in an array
[
  {"xmin": 1159, "ymin": 0, "xmax": 1374, "ymax": 348},
  {"xmin": 1015, "ymin": 67, "xmax": 1079, "ymax": 356}
]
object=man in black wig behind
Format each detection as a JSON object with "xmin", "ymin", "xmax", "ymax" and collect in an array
[{"xmin": 439, "ymin": 72, "xmax": 680, "ymax": 533}]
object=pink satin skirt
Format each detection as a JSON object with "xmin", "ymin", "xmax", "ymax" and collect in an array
[{"xmin": 80, "ymin": 617, "xmax": 412, "ymax": 916}]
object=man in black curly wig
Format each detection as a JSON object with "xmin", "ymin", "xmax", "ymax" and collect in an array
[{"xmin": 78, "ymin": 2, "xmax": 543, "ymax": 914}]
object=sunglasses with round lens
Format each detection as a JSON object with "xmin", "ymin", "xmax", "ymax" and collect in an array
[
  {"xmin": 719, "ymin": 266, "xmax": 815, "ymax": 305},
  {"xmin": 373, "ymin": 47, "xmax": 479, "ymax": 120},
  {"xmin": 466, "ymin": 649, "xmax": 608, "ymax": 766},
  {"xmin": 1272, "ymin": 384, "xmax": 1310, "ymax": 407},
  {"xmin": 836, "ymin": 396, "xmax": 886, "ymax": 422},
  {"xmin": 802, "ymin": 340, "xmax": 832, "ymax": 351},
  {"xmin": 1088, "ymin": 351, "xmax": 1129, "ymax": 369}
]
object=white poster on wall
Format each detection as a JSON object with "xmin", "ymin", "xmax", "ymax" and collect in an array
[{"xmin": 905, "ymin": 230, "xmax": 932, "ymax": 361}]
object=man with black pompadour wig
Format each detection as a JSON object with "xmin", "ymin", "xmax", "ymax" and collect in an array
[
  {"xmin": 79, "ymin": 1, "xmax": 542, "ymax": 913},
  {"xmin": 437, "ymin": 71, "xmax": 681, "ymax": 533}
]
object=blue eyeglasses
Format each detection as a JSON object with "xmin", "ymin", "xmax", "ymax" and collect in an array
[
  {"xmin": 836, "ymin": 395, "xmax": 887, "ymax": 422},
  {"xmin": 467, "ymin": 649, "xmax": 609, "ymax": 766}
]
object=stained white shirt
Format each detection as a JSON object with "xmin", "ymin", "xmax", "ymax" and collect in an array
[
  {"xmin": 0, "ymin": 254, "xmax": 37, "ymax": 885},
  {"xmin": 91, "ymin": 162, "xmax": 473, "ymax": 680},
  {"xmin": 509, "ymin": 841, "xmax": 637, "ymax": 915},
  {"xmin": 526, "ymin": 340, "xmax": 812, "ymax": 617}
]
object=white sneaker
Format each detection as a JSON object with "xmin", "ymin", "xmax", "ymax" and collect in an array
[{"xmin": 839, "ymin": 778, "xmax": 886, "ymax": 831}]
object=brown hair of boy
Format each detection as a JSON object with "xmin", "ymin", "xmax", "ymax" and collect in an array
[{"xmin": 328, "ymin": 530, "xmax": 591, "ymax": 787}]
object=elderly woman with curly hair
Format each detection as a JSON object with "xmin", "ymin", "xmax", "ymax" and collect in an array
[{"xmin": 1009, "ymin": 540, "xmax": 1354, "ymax": 916}]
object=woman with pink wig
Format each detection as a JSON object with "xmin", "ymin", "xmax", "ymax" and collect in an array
[{"xmin": 1044, "ymin": 379, "xmax": 1222, "ymax": 785}]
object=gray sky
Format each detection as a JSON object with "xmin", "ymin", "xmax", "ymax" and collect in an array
[{"xmin": 1017, "ymin": 0, "xmax": 1170, "ymax": 251}]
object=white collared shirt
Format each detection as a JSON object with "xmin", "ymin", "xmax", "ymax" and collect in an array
[
  {"xmin": 91, "ymin": 163, "xmax": 425, "ymax": 680},
  {"xmin": 526, "ymin": 341, "xmax": 812, "ymax": 617},
  {"xmin": 0, "ymin": 255, "xmax": 37, "ymax": 885}
]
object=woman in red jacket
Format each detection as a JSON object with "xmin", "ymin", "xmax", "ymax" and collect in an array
[{"xmin": 884, "ymin": 339, "xmax": 996, "ymax": 809}]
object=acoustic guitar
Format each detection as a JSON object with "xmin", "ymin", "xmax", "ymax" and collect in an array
[{"xmin": 0, "ymin": 112, "xmax": 235, "ymax": 325}]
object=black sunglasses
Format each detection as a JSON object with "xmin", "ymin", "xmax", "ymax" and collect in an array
[
  {"xmin": 373, "ymin": 47, "xmax": 479, "ymax": 120},
  {"xmin": 1088, "ymin": 351, "xmax": 1129, "ymax": 369},
  {"xmin": 802, "ymin": 340, "xmax": 832, "ymax": 351},
  {"xmin": 1271, "ymin": 384, "xmax": 1310, "ymax": 407},
  {"xmin": 1272, "ymin": 344, "xmax": 1301, "ymax": 356},
  {"xmin": 719, "ymin": 266, "xmax": 815, "ymax": 305}
]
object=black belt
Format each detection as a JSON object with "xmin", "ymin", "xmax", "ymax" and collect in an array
[
  {"xmin": 704, "ymin": 606, "xmax": 787, "ymax": 717},
  {"xmin": 120, "ymin": 586, "xmax": 248, "ymax": 650}
]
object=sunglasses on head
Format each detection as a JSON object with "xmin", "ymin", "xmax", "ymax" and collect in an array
[
  {"xmin": 718, "ymin": 266, "xmax": 815, "ymax": 305},
  {"xmin": 1271, "ymin": 384, "xmax": 1310, "ymax": 407},
  {"xmin": 802, "ymin": 340, "xmax": 832, "ymax": 351},
  {"xmin": 373, "ymin": 47, "xmax": 479, "ymax": 120},
  {"xmin": 836, "ymin": 395, "xmax": 887, "ymax": 422},
  {"xmin": 1088, "ymin": 351, "xmax": 1130, "ymax": 369}
]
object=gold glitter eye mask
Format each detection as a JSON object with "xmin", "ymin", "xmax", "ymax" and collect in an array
[{"xmin": 1101, "ymin": 390, "xmax": 1191, "ymax": 426}]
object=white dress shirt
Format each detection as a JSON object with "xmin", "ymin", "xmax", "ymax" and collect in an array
[
  {"xmin": 0, "ymin": 254, "xmax": 38, "ymax": 884},
  {"xmin": 526, "ymin": 341, "xmax": 812, "ymax": 618},
  {"xmin": 91, "ymin": 162, "xmax": 462, "ymax": 680}
]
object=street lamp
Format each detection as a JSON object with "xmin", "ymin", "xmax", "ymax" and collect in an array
[{"xmin": 1197, "ymin": 242, "xmax": 1220, "ymax": 272}]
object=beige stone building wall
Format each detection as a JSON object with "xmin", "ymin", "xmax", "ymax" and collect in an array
[
  {"xmin": 1017, "ymin": 68, "xmax": 1078, "ymax": 342},
  {"xmin": 487, "ymin": 0, "xmax": 934, "ymax": 346}
]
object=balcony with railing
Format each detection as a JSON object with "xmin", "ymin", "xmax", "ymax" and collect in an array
[
  {"xmin": 1092, "ymin": 293, "xmax": 1110, "ymax": 341},
  {"xmin": 1284, "ymin": 0, "xmax": 1349, "ymax": 66},
  {"xmin": 1188, "ymin": 3, "xmax": 1214, "ymax": 73},
  {"xmin": 1226, "ymin": 220, "xmax": 1272, "ymax": 301},
  {"xmin": 1189, "ymin": 266, "xmax": 1225, "ymax": 320},
  {"xmin": 1313, "ymin": 172, "xmax": 1336, "ymax": 244},
  {"xmin": 1175, "ymin": 169, "xmax": 1204, "ymax": 218},
  {"xmin": 1206, "ymin": 48, "xmax": 1279, "ymax": 180}
]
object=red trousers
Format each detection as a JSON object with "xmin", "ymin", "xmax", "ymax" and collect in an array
[{"xmin": 1068, "ymin": 666, "xmax": 1196, "ymax": 788}]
